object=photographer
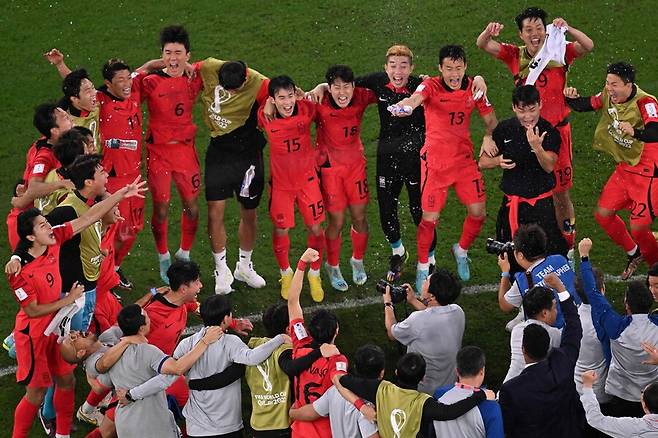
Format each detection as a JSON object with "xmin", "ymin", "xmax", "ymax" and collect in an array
[
  {"xmin": 498, "ymin": 224, "xmax": 578, "ymax": 330},
  {"xmin": 383, "ymin": 268, "xmax": 464, "ymax": 394}
]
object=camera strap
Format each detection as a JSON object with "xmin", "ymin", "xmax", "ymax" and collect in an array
[{"xmin": 522, "ymin": 271, "xmax": 534, "ymax": 321}]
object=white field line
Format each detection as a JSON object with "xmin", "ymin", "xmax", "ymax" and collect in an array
[{"xmin": 0, "ymin": 272, "xmax": 641, "ymax": 379}]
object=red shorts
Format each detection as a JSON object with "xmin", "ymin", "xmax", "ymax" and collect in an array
[
  {"xmin": 320, "ymin": 162, "xmax": 369, "ymax": 213},
  {"xmin": 105, "ymin": 397, "xmax": 117, "ymax": 422},
  {"xmin": 147, "ymin": 143, "xmax": 201, "ymax": 202},
  {"xmin": 598, "ymin": 164, "xmax": 658, "ymax": 226},
  {"xmin": 553, "ymin": 123, "xmax": 573, "ymax": 192},
  {"xmin": 15, "ymin": 331, "xmax": 76, "ymax": 388},
  {"xmin": 420, "ymin": 160, "xmax": 485, "ymax": 213},
  {"xmin": 6, "ymin": 208, "xmax": 19, "ymax": 251},
  {"xmin": 106, "ymin": 175, "xmax": 145, "ymax": 241},
  {"xmin": 93, "ymin": 291, "xmax": 122, "ymax": 334},
  {"xmin": 270, "ymin": 176, "xmax": 325, "ymax": 229}
]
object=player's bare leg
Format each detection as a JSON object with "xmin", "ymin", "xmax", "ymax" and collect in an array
[
  {"xmin": 416, "ymin": 210, "xmax": 440, "ymax": 291},
  {"xmin": 307, "ymin": 223, "xmax": 326, "ymax": 302},
  {"xmin": 452, "ymin": 201, "xmax": 486, "ymax": 282},
  {"xmin": 348, "ymin": 203, "xmax": 369, "ymax": 285},
  {"xmin": 594, "ymin": 206, "xmax": 642, "ymax": 279},
  {"xmin": 208, "ymin": 200, "xmax": 233, "ymax": 294},
  {"xmin": 273, "ymin": 227, "xmax": 293, "ymax": 299},
  {"xmin": 234, "ymin": 205, "xmax": 265, "ymax": 288},
  {"xmin": 325, "ymin": 210, "xmax": 348, "ymax": 291},
  {"xmin": 176, "ymin": 197, "xmax": 200, "ymax": 262}
]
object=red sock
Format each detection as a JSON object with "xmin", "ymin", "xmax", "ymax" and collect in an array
[
  {"xmin": 180, "ymin": 213, "xmax": 199, "ymax": 251},
  {"xmin": 85, "ymin": 429, "xmax": 103, "ymax": 438},
  {"xmin": 54, "ymin": 387, "xmax": 75, "ymax": 436},
  {"xmin": 594, "ymin": 212, "xmax": 636, "ymax": 252},
  {"xmin": 151, "ymin": 215, "xmax": 169, "ymax": 255},
  {"xmin": 351, "ymin": 227, "xmax": 368, "ymax": 260},
  {"xmin": 458, "ymin": 215, "xmax": 485, "ymax": 250},
  {"xmin": 86, "ymin": 387, "xmax": 110, "ymax": 407},
  {"xmin": 632, "ymin": 228, "xmax": 658, "ymax": 265},
  {"xmin": 307, "ymin": 231, "xmax": 325, "ymax": 271},
  {"xmin": 272, "ymin": 232, "xmax": 290, "ymax": 270},
  {"xmin": 13, "ymin": 396, "xmax": 39, "ymax": 438},
  {"xmin": 417, "ymin": 219, "xmax": 437, "ymax": 264},
  {"xmin": 114, "ymin": 232, "xmax": 137, "ymax": 266},
  {"xmin": 325, "ymin": 234, "xmax": 342, "ymax": 266},
  {"xmin": 562, "ymin": 230, "xmax": 576, "ymax": 249}
]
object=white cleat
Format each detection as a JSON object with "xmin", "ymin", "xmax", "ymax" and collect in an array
[
  {"xmin": 214, "ymin": 265, "xmax": 234, "ymax": 295},
  {"xmin": 233, "ymin": 261, "xmax": 266, "ymax": 289}
]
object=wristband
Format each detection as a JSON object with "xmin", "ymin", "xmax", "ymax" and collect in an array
[
  {"xmin": 230, "ymin": 319, "xmax": 238, "ymax": 330},
  {"xmin": 150, "ymin": 287, "xmax": 158, "ymax": 296},
  {"xmin": 384, "ymin": 302, "xmax": 393, "ymax": 309},
  {"xmin": 353, "ymin": 398, "xmax": 366, "ymax": 411},
  {"xmin": 125, "ymin": 390, "xmax": 135, "ymax": 402},
  {"xmin": 297, "ymin": 260, "xmax": 308, "ymax": 271},
  {"xmin": 501, "ymin": 272, "xmax": 510, "ymax": 278},
  {"xmin": 10, "ymin": 255, "xmax": 21, "ymax": 262},
  {"xmin": 581, "ymin": 256, "xmax": 589, "ymax": 262}
]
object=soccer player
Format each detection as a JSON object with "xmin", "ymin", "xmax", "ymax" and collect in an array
[
  {"xmin": 565, "ymin": 62, "xmax": 658, "ymax": 278},
  {"xmin": 315, "ymin": 65, "xmax": 376, "ymax": 291},
  {"xmin": 6, "ymin": 103, "xmax": 74, "ymax": 250},
  {"xmin": 8, "ymin": 177, "xmax": 145, "ymax": 438},
  {"xmin": 259, "ymin": 76, "xmax": 327, "ymax": 301},
  {"xmin": 198, "ymin": 58, "xmax": 269, "ymax": 294},
  {"xmin": 137, "ymin": 25, "xmax": 203, "ymax": 282},
  {"xmin": 477, "ymin": 7, "xmax": 594, "ymax": 254},
  {"xmin": 45, "ymin": 49, "xmax": 144, "ymax": 289},
  {"xmin": 390, "ymin": 45, "xmax": 496, "ymax": 287},
  {"xmin": 288, "ymin": 248, "xmax": 349, "ymax": 437},
  {"xmin": 55, "ymin": 67, "xmax": 101, "ymax": 150}
]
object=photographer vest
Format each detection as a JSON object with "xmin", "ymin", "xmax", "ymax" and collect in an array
[{"xmin": 376, "ymin": 380, "xmax": 430, "ymax": 438}]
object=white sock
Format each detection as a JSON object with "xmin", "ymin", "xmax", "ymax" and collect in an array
[
  {"xmin": 81, "ymin": 401, "xmax": 95, "ymax": 414},
  {"xmin": 159, "ymin": 251, "xmax": 170, "ymax": 262},
  {"xmin": 309, "ymin": 268, "xmax": 320, "ymax": 277},
  {"xmin": 454, "ymin": 245, "xmax": 468, "ymax": 257},
  {"xmin": 55, "ymin": 434, "xmax": 70, "ymax": 438},
  {"xmin": 417, "ymin": 262, "xmax": 430, "ymax": 271},
  {"xmin": 280, "ymin": 267, "xmax": 293, "ymax": 276},
  {"xmin": 239, "ymin": 248, "xmax": 253, "ymax": 266},
  {"xmin": 428, "ymin": 254, "xmax": 436, "ymax": 265},
  {"xmin": 175, "ymin": 249, "xmax": 190, "ymax": 260},
  {"xmin": 213, "ymin": 250, "xmax": 227, "ymax": 270},
  {"xmin": 392, "ymin": 243, "xmax": 406, "ymax": 257},
  {"xmin": 627, "ymin": 245, "xmax": 639, "ymax": 256}
]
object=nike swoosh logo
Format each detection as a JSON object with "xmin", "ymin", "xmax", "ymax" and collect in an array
[
  {"xmin": 271, "ymin": 129, "xmax": 280, "ymax": 133},
  {"xmin": 165, "ymin": 323, "xmax": 175, "ymax": 328},
  {"xmin": 158, "ymin": 93, "xmax": 167, "ymax": 98},
  {"xmin": 329, "ymin": 114, "xmax": 339, "ymax": 117},
  {"xmin": 249, "ymin": 195, "xmax": 259, "ymax": 200},
  {"xmin": 504, "ymin": 139, "xmax": 512, "ymax": 143},
  {"xmin": 409, "ymin": 181, "xmax": 419, "ymax": 186},
  {"xmin": 378, "ymin": 97, "xmax": 388, "ymax": 102},
  {"xmin": 439, "ymin": 99, "xmax": 450, "ymax": 102}
]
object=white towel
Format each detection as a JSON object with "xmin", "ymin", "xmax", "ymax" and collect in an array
[
  {"xmin": 526, "ymin": 24, "xmax": 567, "ymax": 85},
  {"xmin": 44, "ymin": 295, "xmax": 85, "ymax": 343}
]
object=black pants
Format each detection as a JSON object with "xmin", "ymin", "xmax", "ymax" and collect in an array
[
  {"xmin": 605, "ymin": 396, "xmax": 645, "ymax": 418},
  {"xmin": 252, "ymin": 429, "xmax": 291, "ymax": 438},
  {"xmin": 377, "ymin": 152, "xmax": 436, "ymax": 252}
]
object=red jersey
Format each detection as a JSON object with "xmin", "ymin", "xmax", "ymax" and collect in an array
[
  {"xmin": 97, "ymin": 88, "xmax": 143, "ymax": 178},
  {"xmin": 315, "ymin": 88, "xmax": 376, "ymax": 167},
  {"xmin": 416, "ymin": 76, "xmax": 494, "ymax": 169},
  {"xmin": 497, "ymin": 42, "xmax": 581, "ymax": 125},
  {"xmin": 259, "ymin": 99, "xmax": 317, "ymax": 191},
  {"xmin": 139, "ymin": 69, "xmax": 203, "ymax": 146},
  {"xmin": 144, "ymin": 295, "xmax": 198, "ymax": 355},
  {"xmin": 289, "ymin": 317, "xmax": 348, "ymax": 438},
  {"xmin": 10, "ymin": 222, "xmax": 73, "ymax": 336},
  {"xmin": 95, "ymin": 225, "xmax": 119, "ymax": 296}
]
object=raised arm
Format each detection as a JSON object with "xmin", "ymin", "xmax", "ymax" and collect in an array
[
  {"xmin": 288, "ymin": 248, "xmax": 319, "ymax": 321},
  {"xmin": 476, "ymin": 22, "xmax": 504, "ymax": 57},
  {"xmin": 552, "ymin": 18, "xmax": 594, "ymax": 55},
  {"xmin": 44, "ymin": 48, "xmax": 72, "ymax": 78}
]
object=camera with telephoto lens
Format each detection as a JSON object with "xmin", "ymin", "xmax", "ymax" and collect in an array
[
  {"xmin": 485, "ymin": 238, "xmax": 515, "ymax": 256},
  {"xmin": 376, "ymin": 280, "xmax": 407, "ymax": 304}
]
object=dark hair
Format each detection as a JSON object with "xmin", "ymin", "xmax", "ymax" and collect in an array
[
  {"xmin": 33, "ymin": 102, "xmax": 60, "ymax": 139},
  {"xmin": 354, "ymin": 344, "xmax": 386, "ymax": 379},
  {"xmin": 68, "ymin": 154, "xmax": 103, "ymax": 190},
  {"xmin": 62, "ymin": 69, "xmax": 90, "ymax": 99},
  {"xmin": 160, "ymin": 25, "xmax": 190, "ymax": 52},
  {"xmin": 268, "ymin": 75, "xmax": 296, "ymax": 97},
  {"xmin": 512, "ymin": 84, "xmax": 541, "ymax": 107},
  {"xmin": 396, "ymin": 353, "xmax": 426, "ymax": 387},
  {"xmin": 325, "ymin": 64, "xmax": 354, "ymax": 85},
  {"xmin": 522, "ymin": 323, "xmax": 550, "ymax": 361},
  {"xmin": 513, "ymin": 224, "xmax": 547, "ymax": 261},
  {"xmin": 102, "ymin": 58, "xmax": 131, "ymax": 82},
  {"xmin": 515, "ymin": 7, "xmax": 547, "ymax": 30},
  {"xmin": 54, "ymin": 129, "xmax": 86, "ymax": 167},
  {"xmin": 575, "ymin": 267, "xmax": 604, "ymax": 305},
  {"xmin": 200, "ymin": 294, "xmax": 232, "ymax": 326},
  {"xmin": 262, "ymin": 303, "xmax": 289, "ymax": 338},
  {"xmin": 522, "ymin": 286, "xmax": 555, "ymax": 319},
  {"xmin": 308, "ymin": 309, "xmax": 339, "ymax": 344},
  {"xmin": 644, "ymin": 382, "xmax": 658, "ymax": 414},
  {"xmin": 118, "ymin": 304, "xmax": 146, "ymax": 336},
  {"xmin": 625, "ymin": 280, "xmax": 653, "ymax": 314},
  {"xmin": 607, "ymin": 62, "xmax": 636, "ymax": 84},
  {"xmin": 439, "ymin": 45, "xmax": 467, "ymax": 66},
  {"xmin": 167, "ymin": 260, "xmax": 200, "ymax": 291},
  {"xmin": 427, "ymin": 268, "xmax": 461, "ymax": 305},
  {"xmin": 17, "ymin": 208, "xmax": 43, "ymax": 247},
  {"xmin": 456, "ymin": 346, "xmax": 486, "ymax": 378},
  {"xmin": 72, "ymin": 125, "xmax": 93, "ymax": 138},
  {"xmin": 218, "ymin": 61, "xmax": 247, "ymax": 90}
]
